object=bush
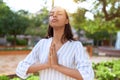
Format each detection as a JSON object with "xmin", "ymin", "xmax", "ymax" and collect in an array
[
  {"xmin": 0, "ymin": 75, "xmax": 39, "ymax": 80},
  {"xmin": 11, "ymin": 77, "xmax": 21, "ymax": 80},
  {"xmin": 93, "ymin": 59, "xmax": 120, "ymax": 80},
  {"xmin": 7, "ymin": 36, "xmax": 27, "ymax": 46},
  {"xmin": 16, "ymin": 39, "xmax": 27, "ymax": 46},
  {"xmin": 1, "ymin": 60, "xmax": 120, "ymax": 80},
  {"xmin": 27, "ymin": 75, "xmax": 39, "ymax": 80},
  {"xmin": 0, "ymin": 75, "xmax": 10, "ymax": 80}
]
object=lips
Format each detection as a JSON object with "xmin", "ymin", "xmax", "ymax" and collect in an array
[{"xmin": 51, "ymin": 19, "xmax": 58, "ymax": 22}]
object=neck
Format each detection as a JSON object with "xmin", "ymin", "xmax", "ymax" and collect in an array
[{"xmin": 53, "ymin": 27, "xmax": 64, "ymax": 43}]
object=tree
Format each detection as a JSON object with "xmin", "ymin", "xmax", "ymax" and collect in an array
[
  {"xmin": 70, "ymin": 8, "xmax": 87, "ymax": 37},
  {"xmin": 74, "ymin": 0, "xmax": 120, "ymax": 28},
  {"xmin": 4, "ymin": 12, "xmax": 29, "ymax": 46},
  {"xmin": 0, "ymin": 0, "xmax": 49, "ymax": 46},
  {"xmin": 74, "ymin": 0, "xmax": 120, "ymax": 20},
  {"xmin": 25, "ymin": 7, "xmax": 49, "ymax": 37},
  {"xmin": 83, "ymin": 16, "xmax": 117, "ymax": 46},
  {"xmin": 0, "ymin": 1, "xmax": 30, "ymax": 46},
  {"xmin": 72, "ymin": 0, "xmax": 120, "ymax": 46},
  {"xmin": 97, "ymin": 0, "xmax": 120, "ymax": 21},
  {"xmin": 93, "ymin": 0, "xmax": 120, "ymax": 28},
  {"xmin": 0, "ymin": 0, "xmax": 12, "ymax": 36}
]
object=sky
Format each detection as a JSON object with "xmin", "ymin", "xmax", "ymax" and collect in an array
[{"xmin": 3, "ymin": 0, "xmax": 94, "ymax": 20}]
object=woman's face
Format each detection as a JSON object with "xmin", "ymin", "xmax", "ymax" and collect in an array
[{"xmin": 49, "ymin": 7, "xmax": 68, "ymax": 29}]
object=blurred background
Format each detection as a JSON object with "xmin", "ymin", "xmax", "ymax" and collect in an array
[{"xmin": 0, "ymin": 0, "xmax": 120, "ymax": 80}]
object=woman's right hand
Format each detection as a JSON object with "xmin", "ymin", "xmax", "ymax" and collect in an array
[{"xmin": 46, "ymin": 52, "xmax": 51, "ymax": 68}]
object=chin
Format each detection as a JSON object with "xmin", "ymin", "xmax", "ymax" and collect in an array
[
  {"xmin": 50, "ymin": 24, "xmax": 63, "ymax": 29},
  {"xmin": 50, "ymin": 24, "xmax": 58, "ymax": 28}
]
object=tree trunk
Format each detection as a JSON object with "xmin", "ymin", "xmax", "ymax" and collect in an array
[
  {"xmin": 13, "ymin": 34, "xmax": 17, "ymax": 47},
  {"xmin": 96, "ymin": 40, "xmax": 99, "ymax": 47},
  {"xmin": 109, "ymin": 34, "xmax": 113, "ymax": 47}
]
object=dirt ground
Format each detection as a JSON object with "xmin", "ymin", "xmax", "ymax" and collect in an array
[
  {"xmin": 0, "ymin": 54, "xmax": 27, "ymax": 75},
  {"xmin": 0, "ymin": 54, "xmax": 119, "ymax": 76}
]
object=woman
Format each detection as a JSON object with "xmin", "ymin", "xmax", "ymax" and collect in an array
[{"xmin": 16, "ymin": 6, "xmax": 94, "ymax": 80}]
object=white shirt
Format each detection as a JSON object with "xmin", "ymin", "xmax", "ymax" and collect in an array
[{"xmin": 16, "ymin": 38, "xmax": 94, "ymax": 80}]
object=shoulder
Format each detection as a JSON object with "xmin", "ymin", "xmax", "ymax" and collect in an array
[
  {"xmin": 69, "ymin": 40, "xmax": 83, "ymax": 46},
  {"xmin": 37, "ymin": 38, "xmax": 52, "ymax": 44},
  {"xmin": 32, "ymin": 38, "xmax": 52, "ymax": 51},
  {"xmin": 34, "ymin": 38, "xmax": 52, "ymax": 48},
  {"xmin": 68, "ymin": 40, "xmax": 84, "ymax": 51}
]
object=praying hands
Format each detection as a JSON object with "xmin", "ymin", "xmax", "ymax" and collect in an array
[{"xmin": 47, "ymin": 43, "xmax": 59, "ymax": 69}]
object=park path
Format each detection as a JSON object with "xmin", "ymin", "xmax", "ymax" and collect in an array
[{"xmin": 0, "ymin": 54, "xmax": 119, "ymax": 75}]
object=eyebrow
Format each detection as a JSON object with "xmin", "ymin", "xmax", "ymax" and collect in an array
[{"xmin": 50, "ymin": 11, "xmax": 63, "ymax": 13}]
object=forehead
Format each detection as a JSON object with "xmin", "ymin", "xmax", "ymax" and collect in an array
[{"xmin": 50, "ymin": 7, "xmax": 65, "ymax": 13}]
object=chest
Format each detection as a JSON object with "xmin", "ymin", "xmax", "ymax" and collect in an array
[
  {"xmin": 39, "ymin": 42, "xmax": 76, "ymax": 67},
  {"xmin": 54, "ymin": 43, "xmax": 63, "ymax": 53}
]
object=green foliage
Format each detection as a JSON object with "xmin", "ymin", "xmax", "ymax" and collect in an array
[
  {"xmin": 0, "ymin": 75, "xmax": 10, "ymax": 80},
  {"xmin": 70, "ymin": 8, "xmax": 86, "ymax": 30},
  {"xmin": 6, "ymin": 12, "xmax": 29, "ymax": 35},
  {"xmin": 11, "ymin": 75, "xmax": 39, "ymax": 80},
  {"xmin": 11, "ymin": 77, "xmax": 21, "ymax": 80},
  {"xmin": 0, "ymin": 75, "xmax": 39, "ymax": 80},
  {"xmin": 0, "ymin": 1, "xmax": 30, "ymax": 46},
  {"xmin": 0, "ymin": 1, "xmax": 12, "ymax": 35},
  {"xmin": 74, "ymin": 0, "xmax": 120, "ymax": 21},
  {"xmin": 25, "ymin": 7, "xmax": 49, "ymax": 37},
  {"xmin": 86, "ymin": 30, "xmax": 111, "ymax": 41},
  {"xmin": 7, "ymin": 36, "xmax": 14, "ymax": 43},
  {"xmin": 7, "ymin": 36, "xmax": 27, "ymax": 46},
  {"xmin": 70, "ymin": 5, "xmax": 118, "ymax": 43},
  {"xmin": 73, "ymin": 0, "xmax": 120, "ymax": 34},
  {"xmin": 16, "ymin": 39, "xmax": 27, "ymax": 46},
  {"xmin": 0, "ymin": 2, "xmax": 29, "ymax": 36},
  {"xmin": 93, "ymin": 59, "xmax": 120, "ymax": 80},
  {"xmin": 115, "ymin": 18, "xmax": 120, "ymax": 29},
  {"xmin": 0, "ymin": 1, "xmax": 49, "ymax": 38},
  {"xmin": 27, "ymin": 75, "xmax": 39, "ymax": 80}
]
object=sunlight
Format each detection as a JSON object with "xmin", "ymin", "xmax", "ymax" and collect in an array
[
  {"xmin": 3, "ymin": 0, "xmax": 94, "ymax": 19},
  {"xmin": 53, "ymin": 0, "xmax": 78, "ymax": 13},
  {"xmin": 4, "ymin": 0, "xmax": 78, "ymax": 13},
  {"xmin": 3, "ymin": 0, "xmax": 45, "ymax": 13}
]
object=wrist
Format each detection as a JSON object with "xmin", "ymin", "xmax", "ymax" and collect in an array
[
  {"xmin": 52, "ymin": 64, "xmax": 60, "ymax": 70},
  {"xmin": 44, "ymin": 63, "xmax": 50, "ymax": 68},
  {"xmin": 40, "ymin": 63, "xmax": 50, "ymax": 70}
]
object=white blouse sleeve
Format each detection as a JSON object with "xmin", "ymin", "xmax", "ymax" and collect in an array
[
  {"xmin": 16, "ymin": 39, "xmax": 43, "ymax": 79},
  {"xmin": 75, "ymin": 42, "xmax": 94, "ymax": 80}
]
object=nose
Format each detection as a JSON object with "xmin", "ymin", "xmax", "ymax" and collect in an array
[{"xmin": 53, "ymin": 12, "xmax": 57, "ymax": 17}]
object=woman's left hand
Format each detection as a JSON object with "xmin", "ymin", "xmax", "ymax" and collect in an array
[{"xmin": 50, "ymin": 44, "xmax": 59, "ymax": 68}]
